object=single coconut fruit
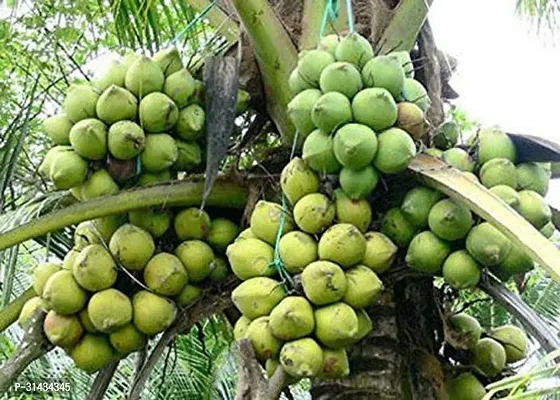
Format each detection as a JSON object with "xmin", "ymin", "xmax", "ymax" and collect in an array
[
  {"xmin": 96, "ymin": 85, "xmax": 138, "ymax": 124},
  {"xmin": 405, "ymin": 231, "xmax": 451, "ymax": 274},
  {"xmin": 311, "ymin": 92, "xmax": 353, "ymax": 133},
  {"xmin": 541, "ymin": 221, "xmax": 556, "ymax": 238},
  {"xmin": 387, "ymin": 51, "xmax": 414, "ymax": 78},
  {"xmin": 39, "ymin": 146, "xmax": 72, "ymax": 177},
  {"xmin": 352, "ymin": 88, "xmax": 398, "ymax": 131},
  {"xmin": 333, "ymin": 123, "xmax": 377, "ymax": 170},
  {"xmin": 517, "ymin": 190, "xmax": 552, "ymax": 229},
  {"xmin": 73, "ymin": 244, "xmax": 117, "ymax": 291},
  {"xmin": 175, "ymin": 104, "xmax": 205, "ymax": 140},
  {"xmin": 109, "ymin": 223, "xmax": 155, "ymax": 270},
  {"xmin": 43, "ymin": 310, "xmax": 84, "ymax": 349},
  {"xmin": 343, "ymin": 265, "xmax": 383, "ymax": 308},
  {"xmin": 314, "ymin": 302, "xmax": 358, "ymax": 348},
  {"xmin": 32, "ymin": 262, "xmax": 61, "ymax": 296},
  {"xmin": 18, "ymin": 297, "xmax": 47, "ymax": 328},
  {"xmin": 466, "ymin": 222, "xmax": 511, "ymax": 266},
  {"xmin": 209, "ymin": 257, "xmax": 230, "ymax": 282},
  {"xmin": 174, "ymin": 240, "xmax": 215, "ymax": 282},
  {"xmin": 302, "ymin": 260, "xmax": 347, "ymax": 305},
  {"xmin": 499, "ymin": 244, "xmax": 534, "ymax": 276},
  {"xmin": 287, "ymin": 88, "xmax": 322, "ymax": 137},
  {"xmin": 231, "ymin": 277, "xmax": 286, "ymax": 319},
  {"xmin": 163, "ymin": 69, "xmax": 195, "ymax": 108},
  {"xmin": 401, "ymin": 186, "xmax": 443, "ymax": 228},
  {"xmin": 302, "ymin": 129, "xmax": 342, "ymax": 174},
  {"xmin": 71, "ymin": 334, "xmax": 114, "ymax": 373},
  {"xmin": 433, "ymin": 121, "xmax": 459, "ymax": 150},
  {"xmin": 490, "ymin": 185, "xmax": 521, "ymax": 209},
  {"xmin": 477, "ymin": 126, "xmax": 517, "ymax": 164},
  {"xmin": 153, "ymin": 47, "xmax": 183, "ymax": 77},
  {"xmin": 234, "ymin": 316, "xmax": 251, "ymax": 340},
  {"xmin": 362, "ymin": 232, "xmax": 398, "ymax": 273},
  {"xmin": 128, "ymin": 207, "xmax": 172, "ymax": 238},
  {"xmin": 428, "ymin": 198, "xmax": 473, "ymax": 241},
  {"xmin": 173, "ymin": 139, "xmax": 202, "ymax": 171},
  {"xmin": 442, "ymin": 250, "xmax": 481, "ymax": 289},
  {"xmin": 479, "ymin": 158, "xmax": 518, "ymax": 188},
  {"xmin": 144, "ymin": 252, "xmax": 188, "ymax": 295},
  {"xmin": 298, "ymin": 49, "xmax": 335, "ymax": 85},
  {"xmin": 174, "ymin": 207, "xmax": 211, "ymax": 240},
  {"xmin": 94, "ymin": 60, "xmax": 128, "ymax": 91},
  {"xmin": 63, "ymin": 84, "xmax": 100, "ymax": 123},
  {"xmin": 42, "ymin": 270, "xmax": 86, "ymax": 315},
  {"xmin": 490, "ymin": 325, "xmax": 528, "ymax": 363},
  {"xmin": 137, "ymin": 170, "xmax": 173, "ymax": 186},
  {"xmin": 49, "ymin": 149, "xmax": 88, "ymax": 189},
  {"xmin": 339, "ymin": 166, "xmax": 379, "ymax": 200},
  {"xmin": 250, "ymin": 200, "xmax": 295, "ymax": 244},
  {"xmin": 69, "ymin": 118, "xmax": 107, "ymax": 160},
  {"xmin": 293, "ymin": 193, "xmax": 335, "ymax": 234},
  {"xmin": 79, "ymin": 309, "xmax": 97, "ymax": 333},
  {"xmin": 396, "ymin": 102, "xmax": 427, "ymax": 140},
  {"xmin": 373, "ymin": 127, "xmax": 416, "ymax": 174},
  {"xmin": 442, "ymin": 148, "xmax": 475, "ymax": 172},
  {"xmin": 269, "ymin": 296, "xmax": 315, "ymax": 340},
  {"xmin": 79, "ymin": 169, "xmax": 120, "ymax": 200},
  {"xmin": 517, "ymin": 162, "xmax": 550, "ymax": 196},
  {"xmin": 380, "ymin": 207, "xmax": 417, "ymax": 248},
  {"xmin": 246, "ymin": 316, "xmax": 283, "ymax": 361},
  {"xmin": 107, "ymin": 120, "xmax": 145, "ymax": 160},
  {"xmin": 318, "ymin": 223, "xmax": 366, "ymax": 268},
  {"xmin": 473, "ymin": 338, "xmax": 507, "ymax": 377},
  {"xmin": 236, "ymin": 89, "xmax": 251, "ymax": 114},
  {"xmin": 206, "ymin": 218, "xmax": 239, "ymax": 252},
  {"xmin": 88, "ymin": 288, "xmax": 132, "ymax": 333},
  {"xmin": 139, "ymin": 92, "xmax": 179, "ymax": 133},
  {"xmin": 175, "ymin": 284, "xmax": 202, "ymax": 306},
  {"xmin": 141, "ymin": 133, "xmax": 178, "ymax": 172},
  {"xmin": 334, "ymin": 188, "xmax": 372, "ymax": 232},
  {"xmin": 278, "ymin": 231, "xmax": 318, "ymax": 274},
  {"xmin": 280, "ymin": 157, "xmax": 320, "ymax": 205},
  {"xmin": 226, "ymin": 238, "xmax": 275, "ymax": 279},
  {"xmin": 319, "ymin": 62, "xmax": 363, "ymax": 98},
  {"xmin": 449, "ymin": 313, "xmax": 482, "ymax": 350},
  {"xmin": 361, "ymin": 55, "xmax": 405, "ymax": 98},
  {"xmin": 110, "ymin": 323, "xmax": 147, "ymax": 354},
  {"xmin": 334, "ymin": 32, "xmax": 374, "ymax": 68},
  {"xmin": 289, "ymin": 67, "xmax": 315, "ymax": 95},
  {"xmin": 124, "ymin": 55, "xmax": 165, "ymax": 97},
  {"xmin": 444, "ymin": 373, "xmax": 487, "ymax": 400},
  {"xmin": 401, "ymin": 78, "xmax": 430, "ymax": 111},
  {"xmin": 74, "ymin": 221, "xmax": 103, "ymax": 250},
  {"xmin": 318, "ymin": 34, "xmax": 340, "ymax": 56},
  {"xmin": 43, "ymin": 114, "xmax": 73, "ymax": 145},
  {"xmin": 319, "ymin": 348, "xmax": 349, "ymax": 378},
  {"xmin": 279, "ymin": 338, "xmax": 323, "ymax": 378},
  {"xmin": 353, "ymin": 309, "xmax": 373, "ymax": 342},
  {"xmin": 132, "ymin": 290, "xmax": 177, "ymax": 335}
]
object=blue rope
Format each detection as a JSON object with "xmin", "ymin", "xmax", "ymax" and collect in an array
[{"xmin": 170, "ymin": 0, "xmax": 218, "ymax": 46}]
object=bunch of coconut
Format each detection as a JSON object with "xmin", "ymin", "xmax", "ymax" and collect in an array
[
  {"xmin": 18, "ymin": 206, "xmax": 239, "ymax": 373},
  {"xmin": 225, "ymin": 157, "xmax": 398, "ymax": 381},
  {"xmin": 287, "ymin": 32, "xmax": 429, "ymax": 200},
  {"xmin": 443, "ymin": 312, "xmax": 529, "ymax": 398},
  {"xmin": 39, "ymin": 47, "xmax": 250, "ymax": 200}
]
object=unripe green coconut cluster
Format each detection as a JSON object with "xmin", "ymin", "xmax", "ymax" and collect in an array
[
  {"xmin": 288, "ymin": 33, "xmax": 427, "ymax": 200},
  {"xmin": 20, "ymin": 206, "xmax": 239, "ymax": 373}
]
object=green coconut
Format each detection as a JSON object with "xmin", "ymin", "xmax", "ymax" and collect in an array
[
  {"xmin": 94, "ymin": 60, "xmax": 127, "ymax": 91},
  {"xmin": 466, "ymin": 222, "xmax": 511, "ymax": 266},
  {"xmin": 352, "ymin": 88, "xmax": 398, "ymax": 131},
  {"xmin": 132, "ymin": 290, "xmax": 177, "ymax": 335},
  {"xmin": 162, "ymin": 69, "xmax": 195, "ymax": 108},
  {"xmin": 128, "ymin": 208, "xmax": 171, "ymax": 238},
  {"xmin": 174, "ymin": 240, "xmax": 215, "ymax": 282},
  {"xmin": 517, "ymin": 190, "xmax": 552, "ymax": 229},
  {"xmin": 334, "ymin": 32, "xmax": 374, "ymax": 68},
  {"xmin": 289, "ymin": 67, "xmax": 314, "ymax": 95},
  {"xmin": 380, "ymin": 207, "xmax": 417, "ymax": 248},
  {"xmin": 107, "ymin": 120, "xmax": 145, "ymax": 160},
  {"xmin": 541, "ymin": 221, "xmax": 556, "ymax": 238},
  {"xmin": 175, "ymin": 104, "xmax": 205, "ymax": 140},
  {"xmin": 318, "ymin": 223, "xmax": 366, "ymax": 268},
  {"xmin": 339, "ymin": 166, "xmax": 379, "ymax": 200},
  {"xmin": 250, "ymin": 200, "xmax": 295, "ymax": 244},
  {"xmin": 517, "ymin": 162, "xmax": 550, "ymax": 196},
  {"xmin": 490, "ymin": 325, "xmax": 528, "ymax": 363},
  {"xmin": 269, "ymin": 296, "xmax": 315, "ymax": 340},
  {"xmin": 333, "ymin": 123, "xmax": 378, "ymax": 169},
  {"xmin": 318, "ymin": 34, "xmax": 340, "ymax": 56},
  {"xmin": 278, "ymin": 231, "xmax": 318, "ymax": 274},
  {"xmin": 279, "ymin": 338, "xmax": 323, "ymax": 378},
  {"xmin": 73, "ymin": 244, "xmax": 117, "ymax": 291},
  {"xmin": 490, "ymin": 185, "xmax": 521, "ymax": 209},
  {"xmin": 18, "ymin": 297, "xmax": 47, "ymax": 328},
  {"xmin": 231, "ymin": 277, "xmax": 286, "ymax": 319},
  {"xmin": 311, "ymin": 92, "xmax": 353, "ymax": 133},
  {"xmin": 319, "ymin": 62, "xmax": 363, "ymax": 98},
  {"xmin": 343, "ymin": 265, "xmax": 383, "ymax": 308},
  {"xmin": 144, "ymin": 252, "xmax": 188, "ymax": 295},
  {"xmin": 362, "ymin": 232, "xmax": 397, "ymax": 273},
  {"xmin": 405, "ymin": 231, "xmax": 451, "ymax": 274},
  {"xmin": 206, "ymin": 218, "xmax": 239, "ymax": 252},
  {"xmin": 334, "ymin": 188, "xmax": 372, "ymax": 232},
  {"xmin": 226, "ymin": 237, "xmax": 275, "ymax": 279},
  {"xmin": 433, "ymin": 121, "xmax": 459, "ymax": 150},
  {"xmin": 301, "ymin": 261, "xmax": 347, "ymax": 305},
  {"xmin": 442, "ymin": 250, "xmax": 481, "ymax": 289},
  {"xmin": 32, "ymin": 262, "xmax": 61, "ymax": 296},
  {"xmin": 373, "ymin": 127, "xmax": 416, "ymax": 174},
  {"xmin": 280, "ymin": 157, "xmax": 321, "ymax": 205},
  {"xmin": 48, "ymin": 149, "xmax": 88, "ymax": 189},
  {"xmin": 88, "ymin": 288, "xmax": 132, "ymax": 333},
  {"xmin": 79, "ymin": 309, "xmax": 97, "ymax": 333},
  {"xmin": 401, "ymin": 186, "xmax": 442, "ymax": 228},
  {"xmin": 353, "ymin": 308, "xmax": 373, "ymax": 342},
  {"xmin": 174, "ymin": 208, "xmax": 210, "ymax": 240},
  {"xmin": 124, "ymin": 55, "xmax": 165, "ymax": 97},
  {"xmin": 68, "ymin": 118, "xmax": 107, "ymax": 160},
  {"xmin": 173, "ymin": 139, "xmax": 201, "ymax": 171},
  {"xmin": 428, "ymin": 198, "xmax": 473, "ymax": 241},
  {"xmin": 499, "ymin": 244, "xmax": 534, "ymax": 276},
  {"xmin": 110, "ymin": 323, "xmax": 147, "ymax": 354},
  {"xmin": 137, "ymin": 170, "xmax": 173, "ymax": 186},
  {"xmin": 96, "ymin": 85, "xmax": 138, "ymax": 125},
  {"xmin": 139, "ymin": 92, "xmax": 179, "ymax": 133},
  {"xmin": 71, "ymin": 334, "xmax": 114, "ymax": 373},
  {"xmin": 401, "ymin": 78, "xmax": 430, "ymax": 111},
  {"xmin": 314, "ymin": 302, "xmax": 358, "ymax": 348},
  {"xmin": 387, "ymin": 51, "xmax": 414, "ymax": 78},
  {"xmin": 79, "ymin": 169, "xmax": 119, "ymax": 200},
  {"xmin": 153, "ymin": 47, "xmax": 183, "ymax": 76},
  {"xmin": 109, "ymin": 223, "xmax": 155, "ymax": 270},
  {"xmin": 62, "ymin": 249, "xmax": 79, "ymax": 271},
  {"xmin": 479, "ymin": 158, "xmax": 518, "ymax": 188},
  {"xmin": 246, "ymin": 316, "xmax": 283, "ymax": 361},
  {"xmin": 361, "ymin": 55, "xmax": 405, "ymax": 98},
  {"xmin": 287, "ymin": 89, "xmax": 322, "ymax": 137},
  {"xmin": 442, "ymin": 148, "xmax": 475, "ymax": 172},
  {"xmin": 473, "ymin": 338, "xmax": 507, "ymax": 377},
  {"xmin": 293, "ymin": 193, "xmax": 335, "ymax": 234},
  {"xmin": 449, "ymin": 313, "xmax": 482, "ymax": 350},
  {"xmin": 43, "ymin": 114, "xmax": 73, "ymax": 145},
  {"xmin": 302, "ymin": 129, "xmax": 342, "ymax": 174},
  {"xmin": 234, "ymin": 316, "xmax": 251, "ymax": 340},
  {"xmin": 444, "ymin": 373, "xmax": 487, "ymax": 400},
  {"xmin": 39, "ymin": 146, "xmax": 72, "ymax": 177},
  {"xmin": 298, "ymin": 49, "xmax": 335, "ymax": 85},
  {"xmin": 42, "ymin": 270, "xmax": 86, "ymax": 315},
  {"xmin": 209, "ymin": 257, "xmax": 230, "ymax": 282},
  {"xmin": 396, "ymin": 102, "xmax": 427, "ymax": 140},
  {"xmin": 477, "ymin": 126, "xmax": 517, "ymax": 164},
  {"xmin": 141, "ymin": 133, "xmax": 178, "ymax": 172},
  {"xmin": 175, "ymin": 284, "xmax": 202, "ymax": 306},
  {"xmin": 43, "ymin": 310, "xmax": 84, "ymax": 349},
  {"xmin": 63, "ymin": 84, "xmax": 100, "ymax": 123},
  {"xmin": 319, "ymin": 348, "xmax": 350, "ymax": 378}
]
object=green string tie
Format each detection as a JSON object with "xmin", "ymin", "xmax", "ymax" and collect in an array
[{"xmin": 170, "ymin": 0, "xmax": 218, "ymax": 46}]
